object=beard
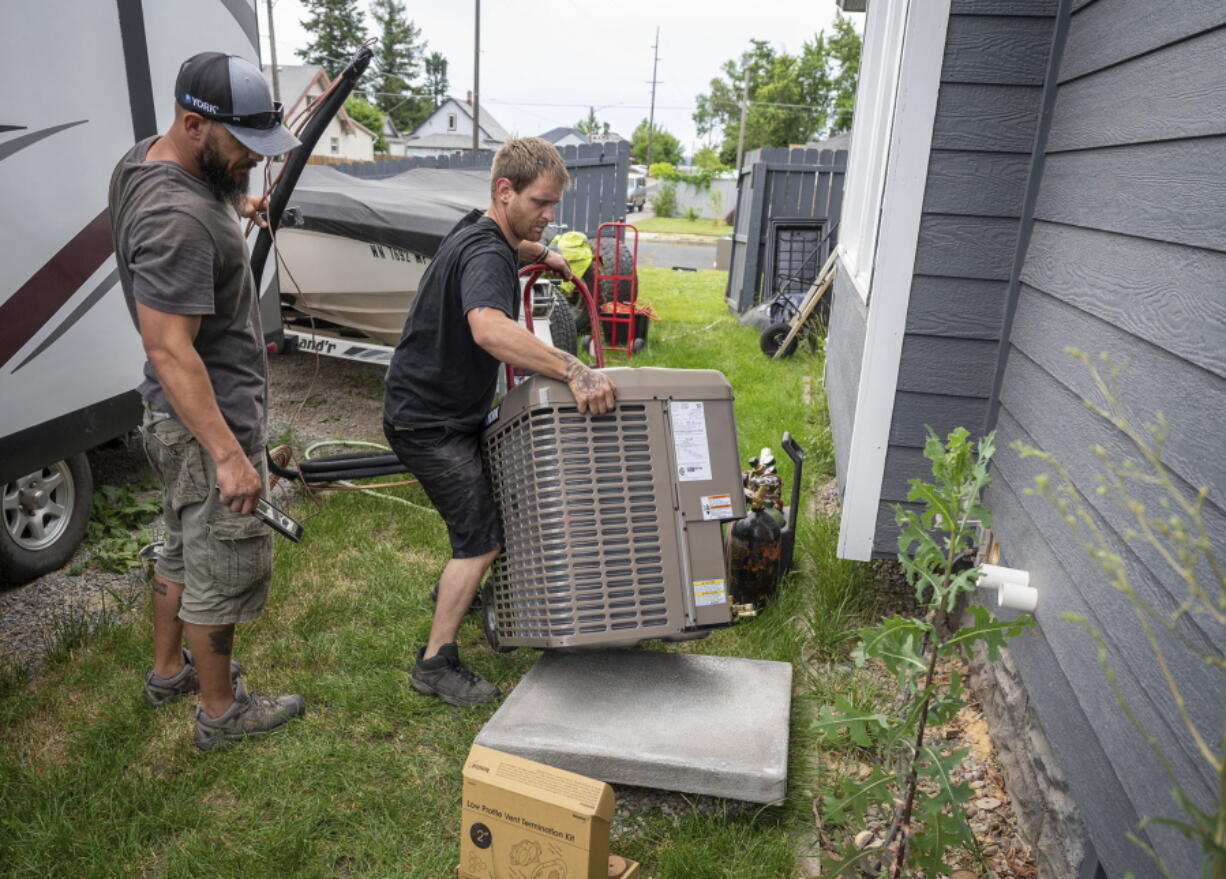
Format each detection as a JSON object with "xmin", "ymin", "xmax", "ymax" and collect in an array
[{"xmin": 196, "ymin": 130, "xmax": 252, "ymax": 209}]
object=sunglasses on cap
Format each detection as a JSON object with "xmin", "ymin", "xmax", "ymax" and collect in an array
[{"xmin": 190, "ymin": 102, "xmax": 285, "ymax": 130}]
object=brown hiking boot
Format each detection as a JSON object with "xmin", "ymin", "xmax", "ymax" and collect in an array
[
  {"xmin": 143, "ymin": 649, "xmax": 243, "ymax": 708},
  {"xmin": 192, "ymin": 680, "xmax": 305, "ymax": 751},
  {"xmin": 410, "ymin": 643, "xmax": 499, "ymax": 707}
]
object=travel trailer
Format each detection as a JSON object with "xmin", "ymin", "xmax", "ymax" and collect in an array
[{"xmin": 0, "ymin": 0, "xmax": 271, "ymax": 584}]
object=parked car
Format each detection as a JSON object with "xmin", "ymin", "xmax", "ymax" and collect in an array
[{"xmin": 625, "ymin": 175, "xmax": 646, "ymax": 212}]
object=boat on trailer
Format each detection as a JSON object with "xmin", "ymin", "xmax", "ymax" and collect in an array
[{"xmin": 276, "ymin": 164, "xmax": 489, "ymax": 345}]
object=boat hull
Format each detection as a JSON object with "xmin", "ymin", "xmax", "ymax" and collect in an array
[{"xmin": 274, "ymin": 229, "xmax": 429, "ymax": 345}]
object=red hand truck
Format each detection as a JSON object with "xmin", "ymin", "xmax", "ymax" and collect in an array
[
  {"xmin": 503, "ymin": 264, "xmax": 604, "ymax": 390},
  {"xmin": 593, "ymin": 222, "xmax": 641, "ymax": 356}
]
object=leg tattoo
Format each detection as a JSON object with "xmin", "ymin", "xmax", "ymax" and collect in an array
[{"xmin": 208, "ymin": 627, "xmax": 234, "ymax": 657}]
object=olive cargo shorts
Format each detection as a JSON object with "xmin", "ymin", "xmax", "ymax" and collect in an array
[{"xmin": 141, "ymin": 408, "xmax": 272, "ymax": 626}]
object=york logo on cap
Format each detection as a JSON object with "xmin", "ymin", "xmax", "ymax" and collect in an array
[{"xmin": 184, "ymin": 93, "xmax": 220, "ymax": 115}]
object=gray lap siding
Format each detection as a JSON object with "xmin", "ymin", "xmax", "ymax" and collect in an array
[{"xmin": 983, "ymin": 1, "xmax": 1226, "ymax": 874}]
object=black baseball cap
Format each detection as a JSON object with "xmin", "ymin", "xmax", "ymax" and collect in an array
[{"xmin": 175, "ymin": 52, "xmax": 300, "ymax": 157}]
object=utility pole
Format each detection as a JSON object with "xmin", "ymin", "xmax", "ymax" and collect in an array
[
  {"xmin": 265, "ymin": 0, "xmax": 280, "ymax": 104},
  {"xmin": 646, "ymin": 27, "xmax": 660, "ymax": 166},
  {"xmin": 472, "ymin": 0, "xmax": 481, "ymax": 153},
  {"xmin": 735, "ymin": 68, "xmax": 751, "ymax": 172}
]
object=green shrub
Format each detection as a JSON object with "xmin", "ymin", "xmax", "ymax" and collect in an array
[
  {"xmin": 651, "ymin": 183, "xmax": 678, "ymax": 218},
  {"xmin": 682, "ymin": 206, "xmax": 700, "ymax": 222},
  {"xmin": 648, "ymin": 161, "xmax": 675, "ymax": 179}
]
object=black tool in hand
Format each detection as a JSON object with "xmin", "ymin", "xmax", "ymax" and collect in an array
[{"xmin": 252, "ymin": 497, "xmax": 304, "ymax": 542}]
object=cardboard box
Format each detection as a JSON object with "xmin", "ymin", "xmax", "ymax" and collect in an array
[
  {"xmin": 459, "ymin": 745, "xmax": 615, "ymax": 879},
  {"xmin": 608, "ymin": 854, "xmax": 641, "ymax": 879}
]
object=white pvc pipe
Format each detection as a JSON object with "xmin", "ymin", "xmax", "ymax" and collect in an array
[
  {"xmin": 977, "ymin": 563, "xmax": 1038, "ymax": 612},
  {"xmin": 997, "ymin": 579, "xmax": 1038, "ymax": 612}
]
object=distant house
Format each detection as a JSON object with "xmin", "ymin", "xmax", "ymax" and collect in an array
[
  {"xmin": 827, "ymin": 3, "xmax": 1224, "ymax": 878},
  {"xmin": 261, "ymin": 64, "xmax": 376, "ymax": 161},
  {"xmin": 381, "ymin": 116, "xmax": 407, "ymax": 156},
  {"xmin": 538, "ymin": 126, "xmax": 589, "ymax": 148},
  {"xmin": 403, "ymin": 92, "xmax": 508, "ymax": 157}
]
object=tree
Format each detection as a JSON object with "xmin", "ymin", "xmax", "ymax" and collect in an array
[
  {"xmin": 297, "ymin": 0, "xmax": 366, "ymax": 77},
  {"xmin": 692, "ymin": 144, "xmax": 726, "ymax": 172},
  {"xmin": 424, "ymin": 51, "xmax": 449, "ymax": 110},
  {"xmin": 693, "ymin": 14, "xmax": 861, "ymax": 165},
  {"xmin": 575, "ymin": 107, "xmax": 610, "ymax": 137},
  {"xmin": 826, "ymin": 15, "xmax": 862, "ymax": 134},
  {"xmin": 344, "ymin": 95, "xmax": 388, "ymax": 152},
  {"xmin": 369, "ymin": 0, "xmax": 428, "ymax": 133},
  {"xmin": 630, "ymin": 119, "xmax": 682, "ymax": 166}
]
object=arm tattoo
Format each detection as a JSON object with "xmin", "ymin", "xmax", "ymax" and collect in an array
[
  {"xmin": 208, "ymin": 627, "xmax": 235, "ymax": 657},
  {"xmin": 553, "ymin": 351, "xmax": 606, "ymax": 395}
]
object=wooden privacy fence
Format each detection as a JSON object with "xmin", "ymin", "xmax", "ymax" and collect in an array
[
  {"xmin": 725, "ymin": 146, "xmax": 848, "ymax": 313},
  {"xmin": 327, "ymin": 141, "xmax": 630, "ymax": 237}
]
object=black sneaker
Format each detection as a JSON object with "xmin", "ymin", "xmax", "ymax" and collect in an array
[
  {"xmin": 143, "ymin": 650, "xmax": 243, "ymax": 708},
  {"xmin": 428, "ymin": 582, "xmax": 484, "ymax": 614},
  {"xmin": 410, "ymin": 643, "xmax": 500, "ymax": 707},
  {"xmin": 192, "ymin": 680, "xmax": 305, "ymax": 751}
]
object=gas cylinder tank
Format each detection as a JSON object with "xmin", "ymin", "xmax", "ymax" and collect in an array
[{"xmin": 725, "ymin": 507, "xmax": 784, "ymax": 606}]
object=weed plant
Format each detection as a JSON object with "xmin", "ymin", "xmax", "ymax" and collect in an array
[{"xmin": 86, "ymin": 482, "xmax": 161, "ymax": 572}]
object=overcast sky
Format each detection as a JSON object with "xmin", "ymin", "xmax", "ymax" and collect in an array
[{"xmin": 259, "ymin": 0, "xmax": 861, "ymax": 154}]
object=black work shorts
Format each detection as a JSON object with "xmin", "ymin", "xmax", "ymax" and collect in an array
[{"xmin": 383, "ymin": 421, "xmax": 503, "ymax": 559}]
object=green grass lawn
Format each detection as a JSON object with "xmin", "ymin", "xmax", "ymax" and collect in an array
[
  {"xmin": 0, "ymin": 268, "xmax": 884, "ymax": 879},
  {"xmin": 631, "ymin": 217, "xmax": 733, "ymax": 238}
]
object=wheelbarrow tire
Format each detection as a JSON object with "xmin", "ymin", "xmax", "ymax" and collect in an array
[
  {"xmin": 761, "ymin": 321, "xmax": 798, "ymax": 357},
  {"xmin": 549, "ymin": 289, "xmax": 578, "ymax": 354}
]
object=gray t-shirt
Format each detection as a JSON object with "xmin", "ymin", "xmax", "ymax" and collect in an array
[{"xmin": 109, "ymin": 137, "xmax": 267, "ymax": 453}]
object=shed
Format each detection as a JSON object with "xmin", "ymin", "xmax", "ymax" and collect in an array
[
  {"xmin": 826, "ymin": 2, "xmax": 1225, "ymax": 877},
  {"xmin": 724, "ymin": 139, "xmax": 847, "ymax": 314}
]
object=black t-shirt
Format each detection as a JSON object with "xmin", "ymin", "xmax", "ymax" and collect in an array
[{"xmin": 383, "ymin": 210, "xmax": 519, "ymax": 430}]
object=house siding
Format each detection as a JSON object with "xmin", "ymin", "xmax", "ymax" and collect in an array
[
  {"xmin": 985, "ymin": 3, "xmax": 1226, "ymax": 875},
  {"xmin": 868, "ymin": 6, "xmax": 1055, "ymax": 555}
]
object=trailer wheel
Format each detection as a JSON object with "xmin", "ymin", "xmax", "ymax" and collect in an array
[
  {"xmin": 760, "ymin": 321, "xmax": 798, "ymax": 357},
  {"xmin": 0, "ymin": 454, "xmax": 94, "ymax": 586},
  {"xmin": 549, "ymin": 290, "xmax": 578, "ymax": 355}
]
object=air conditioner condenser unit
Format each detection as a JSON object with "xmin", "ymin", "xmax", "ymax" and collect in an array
[{"xmin": 480, "ymin": 367, "xmax": 746, "ymax": 650}]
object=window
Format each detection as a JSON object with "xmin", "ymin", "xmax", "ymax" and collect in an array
[
  {"xmin": 330, "ymin": 137, "xmax": 340, "ymax": 155},
  {"xmin": 838, "ymin": 0, "xmax": 910, "ymax": 303},
  {"xmin": 447, "ymin": 113, "xmax": 457, "ymax": 131}
]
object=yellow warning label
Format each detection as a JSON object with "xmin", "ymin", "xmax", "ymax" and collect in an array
[{"xmin": 693, "ymin": 579, "xmax": 727, "ymax": 607}]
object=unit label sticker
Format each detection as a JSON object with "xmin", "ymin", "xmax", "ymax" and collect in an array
[
  {"xmin": 700, "ymin": 493, "xmax": 735, "ymax": 521},
  {"xmin": 670, "ymin": 401, "xmax": 712, "ymax": 482},
  {"xmin": 693, "ymin": 579, "xmax": 727, "ymax": 606}
]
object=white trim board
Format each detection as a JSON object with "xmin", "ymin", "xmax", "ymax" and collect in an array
[{"xmin": 837, "ymin": 0, "xmax": 951, "ymax": 561}]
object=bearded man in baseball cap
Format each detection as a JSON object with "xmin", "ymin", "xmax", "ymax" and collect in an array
[{"xmin": 107, "ymin": 52, "xmax": 303, "ymax": 750}]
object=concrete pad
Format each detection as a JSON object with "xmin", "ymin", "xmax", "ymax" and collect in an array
[{"xmin": 474, "ymin": 650, "xmax": 792, "ymax": 803}]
